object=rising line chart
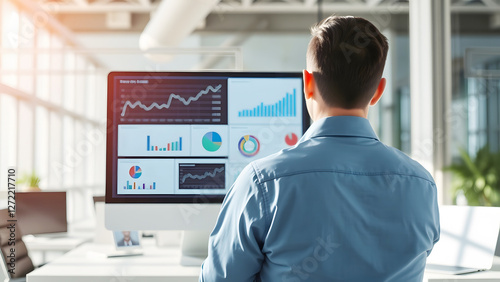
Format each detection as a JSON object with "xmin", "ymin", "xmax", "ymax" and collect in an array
[
  {"xmin": 180, "ymin": 166, "xmax": 225, "ymax": 184},
  {"xmin": 120, "ymin": 84, "xmax": 223, "ymax": 117}
]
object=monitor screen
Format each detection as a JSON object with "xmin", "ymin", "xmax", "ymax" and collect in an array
[
  {"xmin": 16, "ymin": 192, "xmax": 67, "ymax": 235},
  {"xmin": 106, "ymin": 72, "xmax": 309, "ymax": 204}
]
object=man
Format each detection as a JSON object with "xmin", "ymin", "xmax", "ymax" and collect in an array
[
  {"xmin": 116, "ymin": 231, "xmax": 139, "ymax": 247},
  {"xmin": 200, "ymin": 16, "xmax": 439, "ymax": 281}
]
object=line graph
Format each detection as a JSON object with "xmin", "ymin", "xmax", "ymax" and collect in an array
[
  {"xmin": 180, "ymin": 166, "xmax": 224, "ymax": 184},
  {"xmin": 116, "ymin": 77, "xmax": 228, "ymax": 124},
  {"xmin": 178, "ymin": 163, "xmax": 226, "ymax": 190},
  {"xmin": 120, "ymin": 84, "xmax": 222, "ymax": 117}
]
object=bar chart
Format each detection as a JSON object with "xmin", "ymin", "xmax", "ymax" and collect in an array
[
  {"xmin": 118, "ymin": 124, "xmax": 190, "ymax": 156},
  {"xmin": 228, "ymin": 77, "xmax": 302, "ymax": 125},
  {"xmin": 123, "ymin": 181, "xmax": 156, "ymax": 190},
  {"xmin": 238, "ymin": 89, "xmax": 297, "ymax": 117},
  {"xmin": 117, "ymin": 158, "xmax": 175, "ymax": 195},
  {"xmin": 146, "ymin": 135, "xmax": 183, "ymax": 152}
]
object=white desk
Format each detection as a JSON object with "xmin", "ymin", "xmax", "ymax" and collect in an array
[
  {"xmin": 27, "ymin": 240, "xmax": 500, "ymax": 282},
  {"xmin": 424, "ymin": 257, "xmax": 500, "ymax": 282},
  {"xmin": 27, "ymin": 240, "xmax": 200, "ymax": 282},
  {"xmin": 23, "ymin": 220, "xmax": 94, "ymax": 265},
  {"xmin": 24, "ymin": 235, "xmax": 90, "ymax": 252}
]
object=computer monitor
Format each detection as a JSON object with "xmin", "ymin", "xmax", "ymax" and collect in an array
[
  {"xmin": 16, "ymin": 192, "xmax": 67, "ymax": 235},
  {"xmin": 105, "ymin": 71, "xmax": 309, "ymax": 263}
]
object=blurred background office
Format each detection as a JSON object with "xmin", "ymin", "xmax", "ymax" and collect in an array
[{"xmin": 0, "ymin": 0, "xmax": 499, "ymax": 225}]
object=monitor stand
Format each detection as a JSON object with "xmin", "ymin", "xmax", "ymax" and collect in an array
[{"xmin": 180, "ymin": 230, "xmax": 211, "ymax": 266}]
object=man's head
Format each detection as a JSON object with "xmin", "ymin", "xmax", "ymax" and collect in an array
[
  {"xmin": 122, "ymin": 231, "xmax": 131, "ymax": 241},
  {"xmin": 304, "ymin": 16, "xmax": 389, "ymax": 120}
]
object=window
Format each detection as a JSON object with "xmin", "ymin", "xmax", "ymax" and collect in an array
[
  {"xmin": 448, "ymin": 5, "xmax": 500, "ymax": 205},
  {"xmin": 0, "ymin": 0, "xmax": 106, "ymax": 222}
]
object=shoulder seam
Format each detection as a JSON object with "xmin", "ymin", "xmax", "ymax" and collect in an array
[
  {"xmin": 250, "ymin": 162, "xmax": 272, "ymax": 230},
  {"xmin": 258, "ymin": 169, "xmax": 435, "ymax": 185}
]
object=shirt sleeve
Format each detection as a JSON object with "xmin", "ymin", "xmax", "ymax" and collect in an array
[
  {"xmin": 199, "ymin": 164, "xmax": 269, "ymax": 282},
  {"xmin": 427, "ymin": 182, "xmax": 440, "ymax": 256}
]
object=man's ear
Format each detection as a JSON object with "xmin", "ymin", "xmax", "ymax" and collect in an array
[
  {"xmin": 303, "ymin": 69, "xmax": 315, "ymax": 100},
  {"xmin": 369, "ymin": 78, "xmax": 386, "ymax": 106}
]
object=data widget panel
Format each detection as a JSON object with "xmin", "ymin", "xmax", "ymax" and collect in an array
[
  {"xmin": 117, "ymin": 77, "xmax": 228, "ymax": 124},
  {"xmin": 228, "ymin": 124, "xmax": 302, "ymax": 163},
  {"xmin": 228, "ymin": 78, "xmax": 303, "ymax": 125},
  {"xmin": 117, "ymin": 159, "xmax": 175, "ymax": 195},
  {"xmin": 190, "ymin": 125, "xmax": 229, "ymax": 157},
  {"xmin": 174, "ymin": 159, "xmax": 229, "ymax": 195},
  {"xmin": 118, "ymin": 124, "xmax": 190, "ymax": 157}
]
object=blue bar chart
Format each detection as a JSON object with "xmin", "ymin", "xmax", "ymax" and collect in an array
[
  {"xmin": 146, "ymin": 135, "xmax": 183, "ymax": 152},
  {"xmin": 237, "ymin": 89, "xmax": 297, "ymax": 117},
  {"xmin": 118, "ymin": 124, "xmax": 190, "ymax": 156},
  {"xmin": 228, "ymin": 77, "xmax": 302, "ymax": 125}
]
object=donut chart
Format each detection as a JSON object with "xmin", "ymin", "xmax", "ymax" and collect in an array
[{"xmin": 238, "ymin": 135, "xmax": 260, "ymax": 157}]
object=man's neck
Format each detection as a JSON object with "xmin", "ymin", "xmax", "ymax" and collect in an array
[{"xmin": 315, "ymin": 107, "xmax": 368, "ymax": 120}]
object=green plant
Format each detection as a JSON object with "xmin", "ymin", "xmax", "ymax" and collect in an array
[
  {"xmin": 17, "ymin": 172, "xmax": 41, "ymax": 190},
  {"xmin": 445, "ymin": 145, "xmax": 500, "ymax": 206}
]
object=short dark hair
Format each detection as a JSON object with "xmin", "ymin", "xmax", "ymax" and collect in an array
[{"xmin": 308, "ymin": 16, "xmax": 389, "ymax": 109}]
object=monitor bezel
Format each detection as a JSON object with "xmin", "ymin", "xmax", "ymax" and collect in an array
[{"xmin": 106, "ymin": 71, "xmax": 310, "ymax": 204}]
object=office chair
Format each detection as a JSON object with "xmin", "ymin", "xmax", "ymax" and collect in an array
[
  {"xmin": 0, "ymin": 251, "xmax": 25, "ymax": 282},
  {"xmin": 0, "ymin": 209, "xmax": 35, "ymax": 282}
]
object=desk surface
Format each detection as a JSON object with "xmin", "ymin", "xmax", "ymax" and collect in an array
[
  {"xmin": 24, "ymin": 235, "xmax": 90, "ymax": 252},
  {"xmin": 27, "ymin": 241, "xmax": 200, "ymax": 282},
  {"xmin": 424, "ymin": 257, "xmax": 500, "ymax": 281},
  {"xmin": 23, "ymin": 219, "xmax": 95, "ymax": 252},
  {"xmin": 27, "ymin": 241, "xmax": 500, "ymax": 282}
]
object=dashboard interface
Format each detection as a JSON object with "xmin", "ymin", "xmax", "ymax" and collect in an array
[{"xmin": 106, "ymin": 72, "xmax": 308, "ymax": 203}]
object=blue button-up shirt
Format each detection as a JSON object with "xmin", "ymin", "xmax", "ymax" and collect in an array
[{"xmin": 200, "ymin": 116, "xmax": 440, "ymax": 282}]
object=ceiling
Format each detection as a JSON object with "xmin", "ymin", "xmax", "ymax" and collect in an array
[{"xmin": 34, "ymin": 0, "xmax": 500, "ymax": 33}]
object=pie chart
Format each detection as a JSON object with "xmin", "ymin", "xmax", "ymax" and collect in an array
[
  {"xmin": 129, "ymin": 166, "xmax": 142, "ymax": 179},
  {"xmin": 285, "ymin": 133, "xmax": 298, "ymax": 146},
  {"xmin": 202, "ymin": 131, "xmax": 222, "ymax": 152}
]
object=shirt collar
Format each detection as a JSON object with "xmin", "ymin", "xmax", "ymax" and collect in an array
[{"xmin": 300, "ymin": 116, "xmax": 379, "ymax": 142}]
